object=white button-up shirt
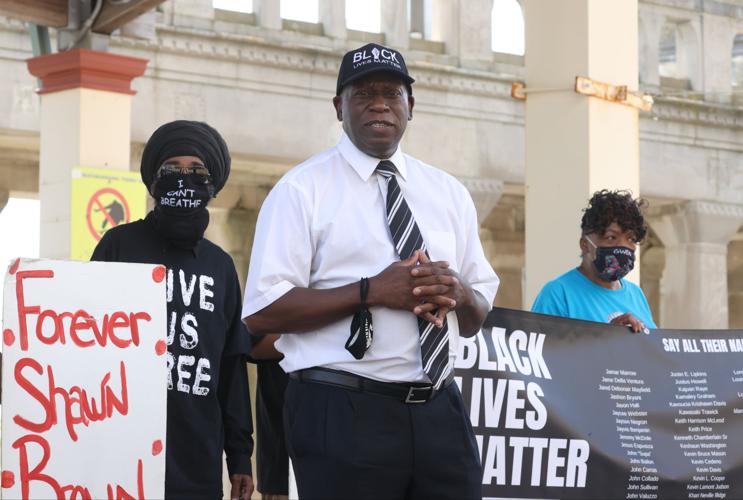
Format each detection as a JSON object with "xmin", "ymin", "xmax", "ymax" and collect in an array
[{"xmin": 243, "ymin": 133, "xmax": 499, "ymax": 383}]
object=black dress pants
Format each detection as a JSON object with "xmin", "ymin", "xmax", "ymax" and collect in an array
[
  {"xmin": 283, "ymin": 377, "xmax": 483, "ymax": 500},
  {"xmin": 256, "ymin": 361, "xmax": 289, "ymax": 495}
]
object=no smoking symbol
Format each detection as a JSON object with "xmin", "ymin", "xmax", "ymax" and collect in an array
[{"xmin": 86, "ymin": 187, "xmax": 131, "ymax": 240}]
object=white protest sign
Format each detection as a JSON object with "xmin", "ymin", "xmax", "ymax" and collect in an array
[{"xmin": 1, "ymin": 258, "xmax": 167, "ymax": 499}]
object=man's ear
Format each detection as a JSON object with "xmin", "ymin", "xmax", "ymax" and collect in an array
[
  {"xmin": 332, "ymin": 95, "xmax": 343, "ymax": 122},
  {"xmin": 407, "ymin": 95, "xmax": 415, "ymax": 120},
  {"xmin": 578, "ymin": 236, "xmax": 588, "ymax": 256}
]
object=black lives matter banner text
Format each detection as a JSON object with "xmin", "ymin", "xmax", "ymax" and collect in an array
[{"xmin": 454, "ymin": 307, "xmax": 743, "ymax": 499}]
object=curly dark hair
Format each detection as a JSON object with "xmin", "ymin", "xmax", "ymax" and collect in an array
[{"xmin": 580, "ymin": 190, "xmax": 648, "ymax": 243}]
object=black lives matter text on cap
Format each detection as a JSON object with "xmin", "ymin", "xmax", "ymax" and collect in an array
[
  {"xmin": 352, "ymin": 45, "xmax": 402, "ymax": 70},
  {"xmin": 336, "ymin": 43, "xmax": 415, "ymax": 96}
]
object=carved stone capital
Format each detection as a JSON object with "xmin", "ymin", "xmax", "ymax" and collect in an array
[
  {"xmin": 646, "ymin": 199, "xmax": 743, "ymax": 247},
  {"xmin": 458, "ymin": 177, "xmax": 504, "ymax": 223}
]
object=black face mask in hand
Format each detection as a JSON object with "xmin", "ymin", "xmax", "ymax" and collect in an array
[{"xmin": 151, "ymin": 174, "xmax": 212, "ymax": 249}]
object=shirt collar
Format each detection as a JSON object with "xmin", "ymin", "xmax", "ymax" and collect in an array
[{"xmin": 337, "ymin": 132, "xmax": 408, "ymax": 182}]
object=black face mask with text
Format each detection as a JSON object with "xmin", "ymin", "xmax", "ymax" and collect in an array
[
  {"xmin": 151, "ymin": 174, "xmax": 212, "ymax": 249},
  {"xmin": 585, "ymin": 236, "xmax": 635, "ymax": 282}
]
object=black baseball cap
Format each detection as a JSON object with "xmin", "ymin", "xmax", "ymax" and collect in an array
[{"xmin": 336, "ymin": 43, "xmax": 415, "ymax": 96}]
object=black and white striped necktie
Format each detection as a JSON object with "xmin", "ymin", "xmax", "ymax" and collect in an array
[{"xmin": 376, "ymin": 160, "xmax": 450, "ymax": 388}]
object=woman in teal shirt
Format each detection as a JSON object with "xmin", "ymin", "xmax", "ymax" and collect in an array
[{"xmin": 531, "ymin": 190, "xmax": 657, "ymax": 333}]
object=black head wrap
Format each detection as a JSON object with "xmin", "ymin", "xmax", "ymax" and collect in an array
[{"xmin": 140, "ymin": 120, "xmax": 231, "ymax": 195}]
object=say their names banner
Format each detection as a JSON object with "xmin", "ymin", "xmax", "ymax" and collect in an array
[
  {"xmin": 454, "ymin": 307, "xmax": 743, "ymax": 499},
  {"xmin": 1, "ymin": 258, "xmax": 168, "ymax": 499}
]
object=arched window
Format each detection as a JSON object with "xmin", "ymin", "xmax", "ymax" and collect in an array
[
  {"xmin": 658, "ymin": 20, "xmax": 699, "ymax": 88},
  {"xmin": 212, "ymin": 0, "xmax": 253, "ymax": 13},
  {"xmin": 281, "ymin": 0, "xmax": 319, "ymax": 23},
  {"xmin": 346, "ymin": 0, "xmax": 381, "ymax": 33},
  {"xmin": 732, "ymin": 34, "xmax": 743, "ymax": 88},
  {"xmin": 491, "ymin": 0, "xmax": 524, "ymax": 55},
  {"xmin": 658, "ymin": 23, "xmax": 678, "ymax": 78}
]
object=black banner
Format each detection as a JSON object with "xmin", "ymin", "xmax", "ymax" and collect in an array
[{"xmin": 454, "ymin": 307, "xmax": 743, "ymax": 499}]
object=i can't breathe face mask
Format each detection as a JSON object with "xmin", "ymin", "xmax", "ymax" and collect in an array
[
  {"xmin": 151, "ymin": 173, "xmax": 213, "ymax": 248},
  {"xmin": 154, "ymin": 173, "xmax": 212, "ymax": 213}
]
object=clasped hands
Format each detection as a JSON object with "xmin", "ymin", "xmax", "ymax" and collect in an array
[{"xmin": 370, "ymin": 249, "xmax": 467, "ymax": 327}]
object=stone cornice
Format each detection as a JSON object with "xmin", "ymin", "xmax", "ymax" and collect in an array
[
  {"xmin": 648, "ymin": 200, "xmax": 743, "ymax": 220},
  {"xmin": 113, "ymin": 23, "xmax": 519, "ymax": 99},
  {"xmin": 640, "ymin": 0, "xmax": 743, "ymax": 16},
  {"xmin": 686, "ymin": 200, "xmax": 743, "ymax": 219},
  {"xmin": 647, "ymin": 95, "xmax": 743, "ymax": 129},
  {"xmin": 0, "ymin": 15, "xmax": 25, "ymax": 32},
  {"xmin": 112, "ymin": 24, "xmax": 737, "ymax": 126}
]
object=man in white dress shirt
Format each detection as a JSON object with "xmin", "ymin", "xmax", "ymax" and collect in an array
[{"xmin": 243, "ymin": 43, "xmax": 499, "ymax": 500}]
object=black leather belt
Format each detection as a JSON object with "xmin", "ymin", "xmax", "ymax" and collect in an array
[{"xmin": 289, "ymin": 367, "xmax": 454, "ymax": 404}]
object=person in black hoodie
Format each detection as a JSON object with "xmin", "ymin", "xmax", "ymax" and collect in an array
[{"xmin": 92, "ymin": 120, "xmax": 254, "ymax": 500}]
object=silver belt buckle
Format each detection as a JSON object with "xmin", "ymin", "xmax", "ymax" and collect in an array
[{"xmin": 405, "ymin": 385, "xmax": 432, "ymax": 404}]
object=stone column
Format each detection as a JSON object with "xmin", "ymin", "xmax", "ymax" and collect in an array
[
  {"xmin": 647, "ymin": 200, "xmax": 743, "ymax": 329},
  {"xmin": 169, "ymin": 0, "xmax": 214, "ymax": 18},
  {"xmin": 381, "ymin": 0, "xmax": 409, "ymax": 49},
  {"xmin": 523, "ymin": 0, "xmax": 641, "ymax": 307},
  {"xmin": 432, "ymin": 0, "xmax": 493, "ymax": 64},
  {"xmin": 26, "ymin": 48, "xmax": 147, "ymax": 259},
  {"xmin": 254, "ymin": 0, "xmax": 282, "ymax": 30},
  {"xmin": 637, "ymin": 6, "xmax": 662, "ymax": 86},
  {"xmin": 458, "ymin": 0, "xmax": 495, "ymax": 64},
  {"xmin": 431, "ymin": 0, "xmax": 459, "ymax": 51},
  {"xmin": 165, "ymin": 0, "xmax": 215, "ymax": 30},
  {"xmin": 700, "ymin": 13, "xmax": 738, "ymax": 104},
  {"xmin": 639, "ymin": 244, "xmax": 665, "ymax": 323},
  {"xmin": 319, "ymin": 0, "xmax": 346, "ymax": 39}
]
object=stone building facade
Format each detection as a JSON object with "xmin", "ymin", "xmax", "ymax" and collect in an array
[{"xmin": 0, "ymin": 0, "xmax": 742, "ymax": 327}]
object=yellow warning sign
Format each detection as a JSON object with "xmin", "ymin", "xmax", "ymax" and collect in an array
[{"xmin": 70, "ymin": 167, "xmax": 148, "ymax": 260}]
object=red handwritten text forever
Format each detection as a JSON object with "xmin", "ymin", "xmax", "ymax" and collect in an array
[
  {"xmin": 14, "ymin": 270, "xmax": 151, "ymax": 351},
  {"xmin": 13, "ymin": 357, "xmax": 129, "ymax": 441}
]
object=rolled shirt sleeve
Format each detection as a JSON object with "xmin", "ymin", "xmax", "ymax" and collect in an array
[{"xmin": 242, "ymin": 180, "xmax": 312, "ymax": 318}]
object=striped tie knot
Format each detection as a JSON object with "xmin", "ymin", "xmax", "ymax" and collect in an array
[{"xmin": 375, "ymin": 160, "xmax": 397, "ymax": 178}]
